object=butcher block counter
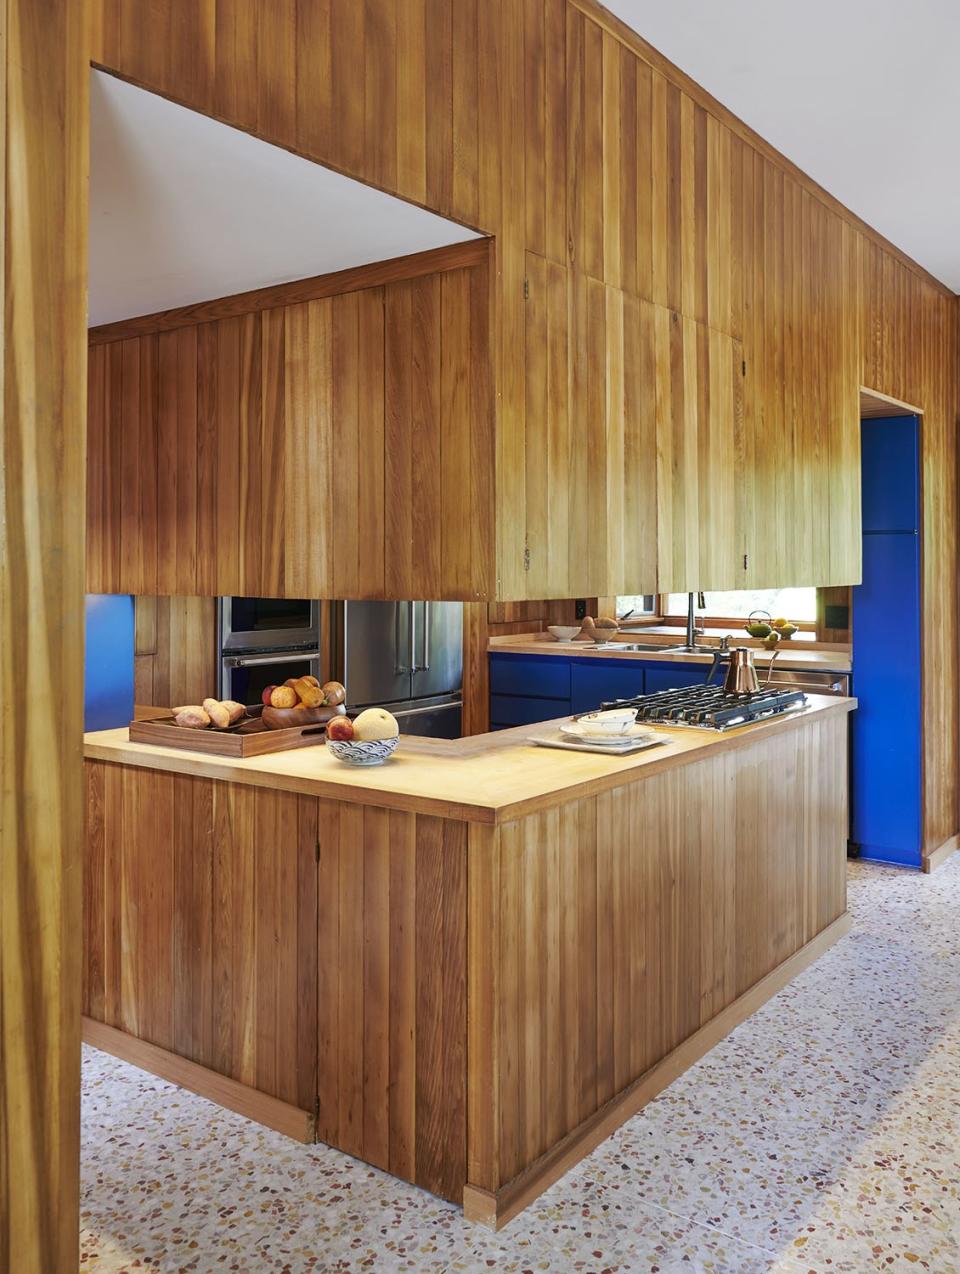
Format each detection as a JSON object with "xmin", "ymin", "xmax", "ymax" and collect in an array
[{"xmin": 83, "ymin": 695, "xmax": 855, "ymax": 1228}]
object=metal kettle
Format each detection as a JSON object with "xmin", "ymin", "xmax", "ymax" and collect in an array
[{"xmin": 723, "ymin": 647, "xmax": 760, "ymax": 695}]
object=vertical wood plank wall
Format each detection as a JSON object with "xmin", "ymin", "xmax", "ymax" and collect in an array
[
  {"xmin": 134, "ymin": 596, "xmax": 218, "ymax": 709},
  {"xmin": 1, "ymin": 1, "xmax": 87, "ymax": 1269},
  {"xmin": 83, "ymin": 765, "xmax": 468, "ymax": 1204},
  {"xmin": 467, "ymin": 712, "xmax": 849, "ymax": 1192},
  {"xmin": 87, "ymin": 0, "xmax": 959, "ymax": 849},
  {"xmin": 87, "ymin": 246, "xmax": 495, "ymax": 601}
]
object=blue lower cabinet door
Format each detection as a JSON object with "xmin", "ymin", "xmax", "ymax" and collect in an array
[
  {"xmin": 851, "ymin": 532, "xmax": 921, "ymax": 866},
  {"xmin": 489, "ymin": 652, "xmax": 571, "ymax": 699},
  {"xmin": 570, "ymin": 661, "xmax": 646, "ymax": 714},
  {"xmin": 489, "ymin": 694, "xmax": 571, "ymax": 727},
  {"xmin": 644, "ymin": 663, "xmax": 710, "ymax": 694},
  {"xmin": 85, "ymin": 594, "xmax": 135, "ymax": 730}
]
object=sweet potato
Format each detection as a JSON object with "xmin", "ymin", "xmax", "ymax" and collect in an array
[
  {"xmin": 203, "ymin": 698, "xmax": 231, "ymax": 729},
  {"xmin": 174, "ymin": 705, "xmax": 210, "ymax": 729}
]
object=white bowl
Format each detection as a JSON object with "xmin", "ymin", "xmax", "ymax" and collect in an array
[
  {"xmin": 327, "ymin": 736, "xmax": 399, "ymax": 766},
  {"xmin": 547, "ymin": 625, "xmax": 581, "ymax": 641},
  {"xmin": 575, "ymin": 709, "xmax": 637, "ymax": 737}
]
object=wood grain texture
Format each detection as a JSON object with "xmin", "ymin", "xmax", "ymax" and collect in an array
[
  {"xmin": 1, "ymin": 0, "xmax": 86, "ymax": 1268},
  {"xmin": 87, "ymin": 3, "xmax": 958, "ymax": 850},
  {"xmin": 84, "ymin": 696, "xmax": 855, "ymax": 826},
  {"xmin": 88, "ymin": 246, "xmax": 494, "ymax": 600},
  {"xmin": 467, "ymin": 710, "xmax": 850, "ymax": 1194},
  {"xmin": 84, "ymin": 766, "xmax": 467, "ymax": 1202},
  {"xmin": 133, "ymin": 595, "xmax": 217, "ymax": 709},
  {"xmin": 84, "ymin": 765, "xmax": 318, "ymax": 1112}
]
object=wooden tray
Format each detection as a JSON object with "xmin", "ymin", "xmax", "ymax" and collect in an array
[{"xmin": 128, "ymin": 710, "xmax": 329, "ymax": 757}]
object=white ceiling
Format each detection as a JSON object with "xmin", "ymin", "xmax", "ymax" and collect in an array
[
  {"xmin": 604, "ymin": 1, "xmax": 960, "ymax": 292},
  {"xmin": 89, "ymin": 70, "xmax": 480, "ymax": 327}
]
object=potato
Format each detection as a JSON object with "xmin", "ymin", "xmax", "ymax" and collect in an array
[
  {"xmin": 174, "ymin": 705, "xmax": 210, "ymax": 729},
  {"xmin": 292, "ymin": 677, "xmax": 324, "ymax": 707},
  {"xmin": 220, "ymin": 700, "xmax": 245, "ymax": 725},
  {"xmin": 203, "ymin": 698, "xmax": 232, "ymax": 729},
  {"xmin": 270, "ymin": 685, "xmax": 298, "ymax": 709}
]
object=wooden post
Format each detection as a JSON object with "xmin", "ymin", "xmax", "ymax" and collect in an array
[{"xmin": 0, "ymin": 1, "xmax": 87, "ymax": 1270}]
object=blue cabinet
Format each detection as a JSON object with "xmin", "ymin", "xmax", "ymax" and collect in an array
[
  {"xmin": 570, "ymin": 661, "xmax": 646, "ymax": 714},
  {"xmin": 645, "ymin": 664, "xmax": 710, "ymax": 694},
  {"xmin": 852, "ymin": 414, "xmax": 922, "ymax": 867},
  {"xmin": 489, "ymin": 651, "xmax": 711, "ymax": 730},
  {"xmin": 860, "ymin": 416, "xmax": 920, "ymax": 533}
]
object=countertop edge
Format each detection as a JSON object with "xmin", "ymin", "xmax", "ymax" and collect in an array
[{"xmin": 84, "ymin": 698, "xmax": 856, "ymax": 826}]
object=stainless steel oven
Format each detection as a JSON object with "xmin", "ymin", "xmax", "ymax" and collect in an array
[
  {"xmin": 219, "ymin": 596, "xmax": 319, "ymax": 655},
  {"xmin": 218, "ymin": 647, "xmax": 322, "ymax": 707}
]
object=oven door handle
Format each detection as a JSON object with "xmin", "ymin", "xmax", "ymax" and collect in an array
[{"xmin": 223, "ymin": 650, "xmax": 321, "ymax": 668}]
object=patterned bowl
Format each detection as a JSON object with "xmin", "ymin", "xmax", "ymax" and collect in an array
[{"xmin": 326, "ymin": 736, "xmax": 399, "ymax": 766}]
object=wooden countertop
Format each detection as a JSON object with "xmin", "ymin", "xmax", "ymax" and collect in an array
[
  {"xmin": 489, "ymin": 633, "xmax": 852, "ymax": 673},
  {"xmin": 84, "ymin": 695, "xmax": 855, "ymax": 825}
]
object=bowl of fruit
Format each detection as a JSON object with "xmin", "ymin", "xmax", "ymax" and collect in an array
[
  {"xmin": 326, "ymin": 708, "xmax": 400, "ymax": 765},
  {"xmin": 260, "ymin": 677, "xmax": 348, "ymax": 729}
]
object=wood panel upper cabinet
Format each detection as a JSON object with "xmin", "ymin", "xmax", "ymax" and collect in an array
[
  {"xmin": 521, "ymin": 254, "xmax": 742, "ymax": 598},
  {"xmin": 87, "ymin": 247, "xmax": 494, "ymax": 600}
]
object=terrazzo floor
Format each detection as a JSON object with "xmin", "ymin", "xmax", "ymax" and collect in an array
[{"xmin": 81, "ymin": 858, "xmax": 960, "ymax": 1273}]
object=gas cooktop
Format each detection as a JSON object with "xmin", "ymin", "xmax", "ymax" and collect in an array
[{"xmin": 600, "ymin": 684, "xmax": 808, "ymax": 731}]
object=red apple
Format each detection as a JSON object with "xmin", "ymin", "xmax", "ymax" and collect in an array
[
  {"xmin": 261, "ymin": 685, "xmax": 277, "ymax": 706},
  {"xmin": 326, "ymin": 716, "xmax": 355, "ymax": 742}
]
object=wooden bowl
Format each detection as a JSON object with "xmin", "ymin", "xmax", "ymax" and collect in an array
[{"xmin": 261, "ymin": 703, "xmax": 346, "ymax": 731}]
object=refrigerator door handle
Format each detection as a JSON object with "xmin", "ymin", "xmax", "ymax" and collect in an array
[
  {"xmin": 421, "ymin": 602, "xmax": 431, "ymax": 671},
  {"xmin": 394, "ymin": 605, "xmax": 405, "ymax": 674},
  {"xmin": 407, "ymin": 601, "xmax": 417, "ymax": 675},
  {"xmin": 390, "ymin": 698, "xmax": 462, "ymax": 720}
]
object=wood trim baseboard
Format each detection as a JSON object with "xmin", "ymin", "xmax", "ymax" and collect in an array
[
  {"xmin": 922, "ymin": 833, "xmax": 959, "ymax": 874},
  {"xmin": 82, "ymin": 1017, "xmax": 315, "ymax": 1142},
  {"xmin": 88, "ymin": 237, "xmax": 490, "ymax": 344},
  {"xmin": 463, "ymin": 910, "xmax": 853, "ymax": 1230}
]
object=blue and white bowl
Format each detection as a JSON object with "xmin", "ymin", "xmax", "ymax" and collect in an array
[{"xmin": 327, "ymin": 736, "xmax": 399, "ymax": 766}]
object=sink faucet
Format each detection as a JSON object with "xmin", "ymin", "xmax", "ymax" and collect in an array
[{"xmin": 675, "ymin": 592, "xmax": 712, "ymax": 654}]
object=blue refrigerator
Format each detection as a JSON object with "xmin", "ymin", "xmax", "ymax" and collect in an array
[
  {"xmin": 851, "ymin": 416, "xmax": 921, "ymax": 867},
  {"xmin": 84, "ymin": 594, "xmax": 135, "ymax": 731}
]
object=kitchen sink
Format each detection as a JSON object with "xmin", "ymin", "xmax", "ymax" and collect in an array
[{"xmin": 608, "ymin": 642, "xmax": 675, "ymax": 652}]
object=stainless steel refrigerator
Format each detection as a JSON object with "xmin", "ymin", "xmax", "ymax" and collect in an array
[{"xmin": 334, "ymin": 601, "xmax": 463, "ymax": 739}]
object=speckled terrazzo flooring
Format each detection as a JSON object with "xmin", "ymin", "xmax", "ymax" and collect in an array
[{"xmin": 81, "ymin": 858, "xmax": 960, "ymax": 1273}]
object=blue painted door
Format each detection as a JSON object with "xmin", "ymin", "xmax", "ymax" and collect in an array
[
  {"xmin": 852, "ymin": 414, "xmax": 922, "ymax": 866},
  {"xmin": 644, "ymin": 664, "xmax": 710, "ymax": 694},
  {"xmin": 85, "ymin": 595, "xmax": 135, "ymax": 730}
]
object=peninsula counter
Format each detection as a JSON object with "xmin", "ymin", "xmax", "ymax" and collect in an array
[{"xmin": 83, "ymin": 695, "xmax": 854, "ymax": 1226}]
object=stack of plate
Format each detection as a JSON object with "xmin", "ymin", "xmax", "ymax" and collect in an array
[{"xmin": 530, "ymin": 708, "xmax": 663, "ymax": 756}]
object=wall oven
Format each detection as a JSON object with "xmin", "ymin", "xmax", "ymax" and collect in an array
[
  {"xmin": 218, "ymin": 647, "xmax": 323, "ymax": 708},
  {"xmin": 218, "ymin": 596, "xmax": 321, "ymax": 704},
  {"xmin": 219, "ymin": 596, "xmax": 319, "ymax": 655}
]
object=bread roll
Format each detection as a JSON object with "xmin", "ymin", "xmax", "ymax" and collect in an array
[
  {"xmin": 270, "ymin": 685, "xmax": 298, "ymax": 709},
  {"xmin": 292, "ymin": 677, "xmax": 324, "ymax": 707},
  {"xmin": 220, "ymin": 700, "xmax": 245, "ymax": 725}
]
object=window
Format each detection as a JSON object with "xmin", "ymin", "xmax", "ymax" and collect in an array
[
  {"xmin": 615, "ymin": 594, "xmax": 657, "ymax": 618},
  {"xmin": 664, "ymin": 587, "xmax": 817, "ymax": 624}
]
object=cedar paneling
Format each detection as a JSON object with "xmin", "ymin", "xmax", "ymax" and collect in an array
[
  {"xmin": 468, "ymin": 711, "xmax": 849, "ymax": 1190},
  {"xmin": 88, "ymin": 1, "xmax": 958, "ymax": 845},
  {"xmin": 133, "ymin": 596, "xmax": 217, "ymax": 710},
  {"xmin": 315, "ymin": 800, "xmax": 467, "ymax": 1202},
  {"xmin": 83, "ymin": 764, "xmax": 319, "ymax": 1111},
  {"xmin": 87, "ymin": 249, "xmax": 494, "ymax": 600}
]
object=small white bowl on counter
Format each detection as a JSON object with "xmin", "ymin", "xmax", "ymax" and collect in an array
[
  {"xmin": 547, "ymin": 624, "xmax": 581, "ymax": 641},
  {"xmin": 327, "ymin": 736, "xmax": 399, "ymax": 766},
  {"xmin": 569, "ymin": 708, "xmax": 638, "ymax": 738}
]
